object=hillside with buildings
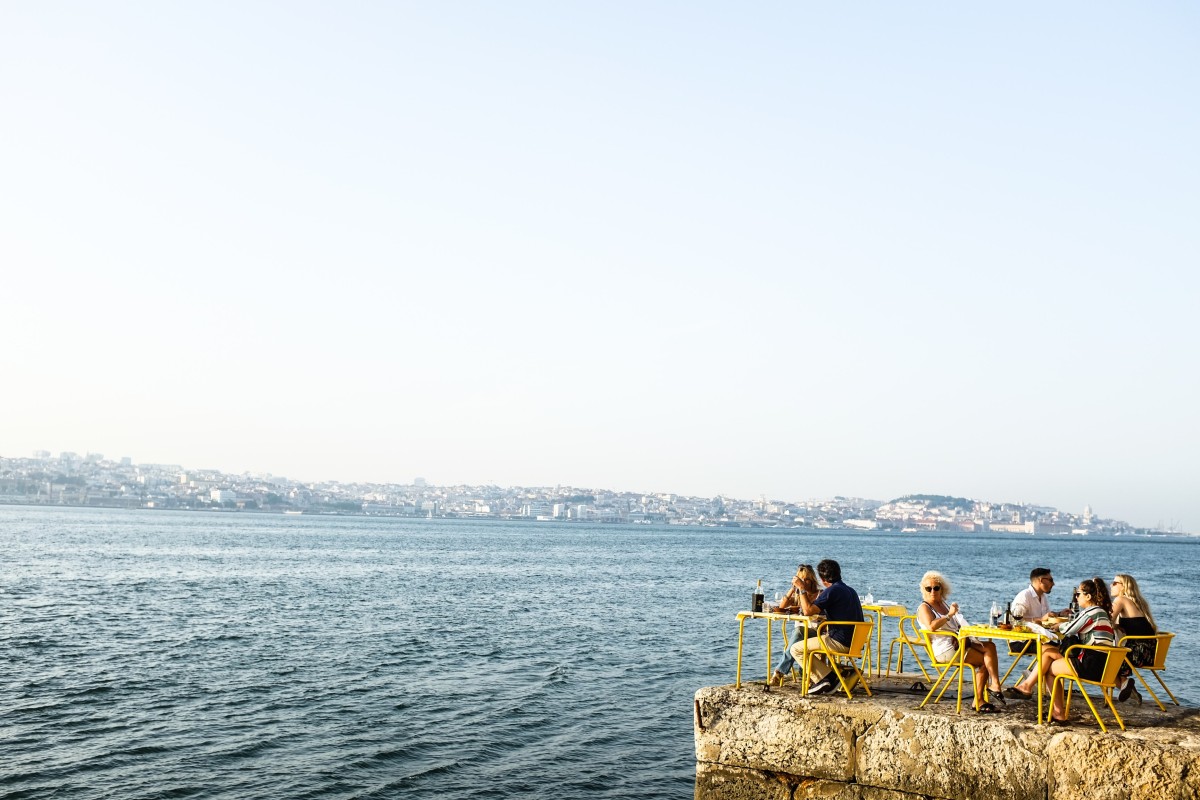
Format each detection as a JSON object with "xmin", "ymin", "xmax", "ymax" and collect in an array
[{"xmin": 0, "ymin": 451, "xmax": 1174, "ymax": 535}]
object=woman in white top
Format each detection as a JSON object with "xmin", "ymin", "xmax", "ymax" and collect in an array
[{"xmin": 916, "ymin": 570, "xmax": 1005, "ymax": 712}]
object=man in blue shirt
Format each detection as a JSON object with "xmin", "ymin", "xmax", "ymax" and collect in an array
[{"xmin": 789, "ymin": 559, "xmax": 865, "ymax": 694}]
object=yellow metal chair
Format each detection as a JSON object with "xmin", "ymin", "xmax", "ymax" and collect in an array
[
  {"xmin": 1117, "ymin": 632, "xmax": 1178, "ymax": 710},
  {"xmin": 919, "ymin": 628, "xmax": 984, "ymax": 713},
  {"xmin": 1055, "ymin": 644, "xmax": 1131, "ymax": 732},
  {"xmin": 804, "ymin": 620, "xmax": 874, "ymax": 698},
  {"xmin": 886, "ymin": 612, "xmax": 931, "ymax": 681}
]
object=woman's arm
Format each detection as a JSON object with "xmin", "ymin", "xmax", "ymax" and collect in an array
[
  {"xmin": 799, "ymin": 587, "xmax": 822, "ymax": 616},
  {"xmin": 917, "ymin": 602, "xmax": 946, "ymax": 630},
  {"xmin": 1110, "ymin": 596, "xmax": 1136, "ymax": 623}
]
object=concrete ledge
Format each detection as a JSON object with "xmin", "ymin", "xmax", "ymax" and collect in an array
[{"xmin": 694, "ymin": 676, "xmax": 1200, "ymax": 800}]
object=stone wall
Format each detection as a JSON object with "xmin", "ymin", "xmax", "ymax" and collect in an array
[{"xmin": 694, "ymin": 678, "xmax": 1200, "ymax": 800}]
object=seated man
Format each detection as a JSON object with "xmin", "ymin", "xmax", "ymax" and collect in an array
[
  {"xmin": 789, "ymin": 559, "xmax": 865, "ymax": 694},
  {"xmin": 1009, "ymin": 567, "xmax": 1066, "ymax": 654}
]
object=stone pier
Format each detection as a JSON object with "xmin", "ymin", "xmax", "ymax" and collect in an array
[{"xmin": 693, "ymin": 675, "xmax": 1200, "ymax": 800}]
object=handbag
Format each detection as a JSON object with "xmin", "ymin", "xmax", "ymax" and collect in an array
[{"xmin": 1058, "ymin": 633, "xmax": 1083, "ymax": 652}]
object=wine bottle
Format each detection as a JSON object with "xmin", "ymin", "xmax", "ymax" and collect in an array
[
  {"xmin": 1003, "ymin": 602, "xmax": 1012, "ymax": 626},
  {"xmin": 752, "ymin": 579, "xmax": 764, "ymax": 613}
]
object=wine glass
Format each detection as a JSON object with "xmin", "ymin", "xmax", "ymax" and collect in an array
[{"xmin": 1011, "ymin": 602, "xmax": 1026, "ymax": 628}]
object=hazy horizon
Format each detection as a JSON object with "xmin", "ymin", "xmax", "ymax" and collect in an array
[{"xmin": 3, "ymin": 4, "xmax": 1196, "ymax": 532}]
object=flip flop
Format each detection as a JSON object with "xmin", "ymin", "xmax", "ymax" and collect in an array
[
  {"xmin": 976, "ymin": 702, "xmax": 1001, "ymax": 714},
  {"xmin": 1004, "ymin": 686, "xmax": 1033, "ymax": 700},
  {"xmin": 909, "ymin": 681, "xmax": 928, "ymax": 692},
  {"xmin": 988, "ymin": 685, "xmax": 1007, "ymax": 706}
]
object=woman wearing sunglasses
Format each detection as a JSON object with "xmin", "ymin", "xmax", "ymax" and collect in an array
[
  {"xmin": 916, "ymin": 571, "xmax": 1005, "ymax": 712},
  {"xmin": 1010, "ymin": 576, "xmax": 1115, "ymax": 723},
  {"xmin": 768, "ymin": 564, "xmax": 820, "ymax": 686}
]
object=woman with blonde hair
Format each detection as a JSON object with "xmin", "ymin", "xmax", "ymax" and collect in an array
[
  {"xmin": 768, "ymin": 564, "xmax": 820, "ymax": 686},
  {"xmin": 1111, "ymin": 573, "xmax": 1157, "ymax": 702},
  {"xmin": 915, "ymin": 570, "xmax": 1004, "ymax": 712}
]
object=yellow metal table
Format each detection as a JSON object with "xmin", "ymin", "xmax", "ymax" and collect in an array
[
  {"xmin": 957, "ymin": 624, "xmax": 1051, "ymax": 724},
  {"xmin": 861, "ymin": 603, "xmax": 906, "ymax": 676},
  {"xmin": 735, "ymin": 610, "xmax": 819, "ymax": 691}
]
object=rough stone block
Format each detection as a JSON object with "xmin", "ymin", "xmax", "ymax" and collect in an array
[
  {"xmin": 694, "ymin": 762, "xmax": 794, "ymax": 800},
  {"xmin": 857, "ymin": 708, "xmax": 1045, "ymax": 800},
  {"xmin": 695, "ymin": 677, "xmax": 1200, "ymax": 800},
  {"xmin": 695, "ymin": 685, "xmax": 882, "ymax": 781}
]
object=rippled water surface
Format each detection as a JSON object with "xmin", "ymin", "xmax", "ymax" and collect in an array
[{"xmin": 4, "ymin": 507, "xmax": 1198, "ymax": 798}]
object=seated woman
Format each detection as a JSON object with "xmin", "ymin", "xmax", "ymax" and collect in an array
[
  {"xmin": 1011, "ymin": 577, "xmax": 1115, "ymax": 723},
  {"xmin": 1111, "ymin": 573, "xmax": 1158, "ymax": 703},
  {"xmin": 916, "ymin": 571, "xmax": 1005, "ymax": 712},
  {"xmin": 768, "ymin": 564, "xmax": 819, "ymax": 686}
]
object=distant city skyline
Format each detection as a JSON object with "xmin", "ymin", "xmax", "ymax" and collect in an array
[
  {"xmin": 0, "ymin": 444, "xmax": 1187, "ymax": 533},
  {"xmin": 2, "ymin": 5, "xmax": 1196, "ymax": 532}
]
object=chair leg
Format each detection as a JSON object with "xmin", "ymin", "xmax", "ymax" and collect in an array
[
  {"xmin": 848, "ymin": 660, "xmax": 872, "ymax": 697},
  {"xmin": 906, "ymin": 641, "xmax": 931, "ymax": 681},
  {"xmin": 1153, "ymin": 671, "xmax": 1180, "ymax": 706},
  {"xmin": 1000, "ymin": 651, "xmax": 1030, "ymax": 685},
  {"xmin": 1075, "ymin": 684, "xmax": 1107, "ymax": 733},
  {"xmin": 921, "ymin": 665, "xmax": 953, "ymax": 708},
  {"xmin": 1131, "ymin": 667, "xmax": 1166, "ymax": 710},
  {"xmin": 1103, "ymin": 689, "xmax": 1126, "ymax": 731}
]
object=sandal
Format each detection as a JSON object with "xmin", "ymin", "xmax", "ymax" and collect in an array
[
  {"xmin": 988, "ymin": 685, "xmax": 1007, "ymax": 706},
  {"xmin": 1004, "ymin": 686, "xmax": 1033, "ymax": 700},
  {"xmin": 1048, "ymin": 716, "xmax": 1072, "ymax": 726},
  {"xmin": 909, "ymin": 681, "xmax": 928, "ymax": 692},
  {"xmin": 976, "ymin": 702, "xmax": 1001, "ymax": 714}
]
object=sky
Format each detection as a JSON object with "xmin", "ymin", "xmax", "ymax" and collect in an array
[{"xmin": 2, "ymin": 3, "xmax": 1197, "ymax": 531}]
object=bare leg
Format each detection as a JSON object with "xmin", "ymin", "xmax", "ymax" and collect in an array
[
  {"xmin": 965, "ymin": 648, "xmax": 987, "ymax": 705},
  {"xmin": 981, "ymin": 642, "xmax": 1001, "ymax": 691},
  {"xmin": 1049, "ymin": 658, "xmax": 1077, "ymax": 720},
  {"xmin": 1017, "ymin": 648, "xmax": 1060, "ymax": 694}
]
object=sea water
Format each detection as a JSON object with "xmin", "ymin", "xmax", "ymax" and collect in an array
[{"xmin": 3, "ymin": 506, "xmax": 1197, "ymax": 799}]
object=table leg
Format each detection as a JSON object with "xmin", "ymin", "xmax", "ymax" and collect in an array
[
  {"xmin": 1036, "ymin": 640, "xmax": 1044, "ymax": 724},
  {"xmin": 766, "ymin": 614, "xmax": 773, "ymax": 680},
  {"xmin": 800, "ymin": 624, "xmax": 810, "ymax": 696},
  {"xmin": 736, "ymin": 618, "xmax": 746, "ymax": 688},
  {"xmin": 875, "ymin": 612, "xmax": 883, "ymax": 677},
  {"xmin": 956, "ymin": 641, "xmax": 966, "ymax": 713}
]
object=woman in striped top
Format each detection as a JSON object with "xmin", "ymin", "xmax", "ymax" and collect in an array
[{"xmin": 1045, "ymin": 577, "xmax": 1116, "ymax": 723}]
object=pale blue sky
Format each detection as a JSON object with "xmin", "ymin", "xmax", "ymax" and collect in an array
[{"xmin": 2, "ymin": 3, "xmax": 1197, "ymax": 530}]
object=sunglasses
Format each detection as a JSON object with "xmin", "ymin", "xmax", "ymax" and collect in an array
[{"xmin": 923, "ymin": 586, "xmax": 942, "ymax": 592}]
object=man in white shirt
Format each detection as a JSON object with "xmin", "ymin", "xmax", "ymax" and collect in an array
[
  {"xmin": 1009, "ymin": 568, "xmax": 1059, "ymax": 654},
  {"xmin": 1013, "ymin": 568, "xmax": 1055, "ymax": 623}
]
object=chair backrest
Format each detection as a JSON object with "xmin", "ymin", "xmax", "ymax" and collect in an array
[
  {"xmin": 1064, "ymin": 644, "xmax": 1131, "ymax": 688},
  {"xmin": 1117, "ymin": 631, "xmax": 1173, "ymax": 670},
  {"xmin": 818, "ymin": 620, "xmax": 875, "ymax": 658},
  {"xmin": 899, "ymin": 614, "xmax": 922, "ymax": 641},
  {"xmin": 881, "ymin": 604, "xmax": 908, "ymax": 618},
  {"xmin": 1152, "ymin": 632, "xmax": 1174, "ymax": 670}
]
